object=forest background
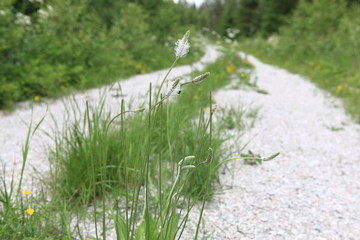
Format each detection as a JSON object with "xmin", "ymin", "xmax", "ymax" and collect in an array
[{"xmin": 1, "ymin": 0, "xmax": 360, "ymax": 121}]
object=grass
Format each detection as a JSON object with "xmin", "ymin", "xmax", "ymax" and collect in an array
[
  {"xmin": 49, "ymin": 45, "xmax": 253, "ymax": 205},
  {"xmin": 0, "ymin": 32, "xmax": 279, "ymax": 239}
]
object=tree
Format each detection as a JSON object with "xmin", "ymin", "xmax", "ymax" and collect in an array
[
  {"xmin": 259, "ymin": 0, "xmax": 298, "ymax": 36},
  {"xmin": 236, "ymin": 0, "xmax": 261, "ymax": 37}
]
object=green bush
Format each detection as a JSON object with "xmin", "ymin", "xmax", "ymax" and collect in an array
[{"xmin": 0, "ymin": 0, "xmax": 202, "ymax": 109}]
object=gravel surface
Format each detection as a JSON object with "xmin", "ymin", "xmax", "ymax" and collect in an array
[
  {"xmin": 185, "ymin": 53, "xmax": 360, "ymax": 239},
  {"xmin": 1, "ymin": 47, "xmax": 359, "ymax": 239}
]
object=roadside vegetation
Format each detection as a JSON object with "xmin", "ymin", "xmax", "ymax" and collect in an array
[
  {"xmin": 0, "ymin": 0, "xmax": 202, "ymax": 109},
  {"xmin": 192, "ymin": 0, "xmax": 359, "ymax": 122},
  {"xmin": 0, "ymin": 30, "xmax": 278, "ymax": 239},
  {"xmin": 2, "ymin": 0, "xmax": 354, "ymax": 238},
  {"xmin": 239, "ymin": 0, "xmax": 360, "ymax": 122}
]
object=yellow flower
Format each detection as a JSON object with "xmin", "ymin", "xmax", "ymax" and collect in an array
[
  {"xmin": 140, "ymin": 70, "xmax": 146, "ymax": 74},
  {"xmin": 307, "ymin": 61, "xmax": 315, "ymax": 67},
  {"xmin": 336, "ymin": 85, "xmax": 343, "ymax": 94},
  {"xmin": 26, "ymin": 208, "xmax": 35, "ymax": 216},
  {"xmin": 23, "ymin": 190, "xmax": 31, "ymax": 195},
  {"xmin": 226, "ymin": 64, "xmax": 236, "ymax": 73},
  {"xmin": 193, "ymin": 95, "xmax": 200, "ymax": 100},
  {"xmin": 135, "ymin": 64, "xmax": 142, "ymax": 69},
  {"xmin": 315, "ymin": 65, "xmax": 321, "ymax": 71},
  {"xmin": 34, "ymin": 96, "xmax": 40, "ymax": 102},
  {"xmin": 240, "ymin": 73, "xmax": 247, "ymax": 77}
]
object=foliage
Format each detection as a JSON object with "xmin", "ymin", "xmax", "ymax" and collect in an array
[
  {"xmin": 49, "ymin": 50, "xmax": 250, "ymax": 205},
  {"xmin": 196, "ymin": 0, "xmax": 298, "ymax": 38},
  {"xmin": 240, "ymin": 0, "xmax": 360, "ymax": 122},
  {"xmin": 0, "ymin": 28, "xmax": 280, "ymax": 238},
  {"xmin": 0, "ymin": 0, "xmax": 202, "ymax": 109}
]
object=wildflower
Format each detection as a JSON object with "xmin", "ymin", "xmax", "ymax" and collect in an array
[
  {"xmin": 15, "ymin": 12, "xmax": 31, "ymax": 25},
  {"xmin": 225, "ymin": 38, "xmax": 232, "ymax": 44},
  {"xmin": 34, "ymin": 96, "xmax": 40, "ymax": 102},
  {"xmin": 175, "ymin": 31, "xmax": 190, "ymax": 59},
  {"xmin": 240, "ymin": 73, "xmax": 247, "ymax": 77},
  {"xmin": 315, "ymin": 66, "xmax": 321, "ymax": 71},
  {"xmin": 193, "ymin": 95, "xmax": 199, "ymax": 100},
  {"xmin": 47, "ymin": 5, "xmax": 54, "ymax": 13},
  {"xmin": 226, "ymin": 64, "xmax": 236, "ymax": 73},
  {"xmin": 140, "ymin": 70, "xmax": 146, "ymax": 74},
  {"xmin": 226, "ymin": 28, "xmax": 240, "ymax": 39},
  {"xmin": 29, "ymin": 0, "xmax": 44, "ymax": 3},
  {"xmin": 38, "ymin": 9, "xmax": 49, "ymax": 19},
  {"xmin": 26, "ymin": 208, "xmax": 35, "ymax": 216},
  {"xmin": 23, "ymin": 190, "xmax": 31, "ymax": 195},
  {"xmin": 135, "ymin": 64, "xmax": 142, "ymax": 69},
  {"xmin": 0, "ymin": 10, "xmax": 8, "ymax": 16},
  {"xmin": 336, "ymin": 85, "xmax": 343, "ymax": 94}
]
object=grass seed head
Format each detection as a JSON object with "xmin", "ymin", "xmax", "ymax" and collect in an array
[
  {"xmin": 192, "ymin": 72, "xmax": 210, "ymax": 84},
  {"xmin": 175, "ymin": 30, "xmax": 190, "ymax": 59}
]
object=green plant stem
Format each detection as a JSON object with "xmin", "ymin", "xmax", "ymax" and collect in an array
[{"xmin": 153, "ymin": 59, "xmax": 178, "ymax": 107}]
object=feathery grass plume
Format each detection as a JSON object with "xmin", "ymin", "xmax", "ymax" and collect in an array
[
  {"xmin": 175, "ymin": 30, "xmax": 190, "ymax": 59},
  {"xmin": 164, "ymin": 78, "xmax": 181, "ymax": 99}
]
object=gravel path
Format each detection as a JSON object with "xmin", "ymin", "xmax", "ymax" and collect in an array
[
  {"xmin": 1, "ymin": 47, "xmax": 359, "ymax": 239},
  {"xmin": 186, "ymin": 53, "xmax": 360, "ymax": 239}
]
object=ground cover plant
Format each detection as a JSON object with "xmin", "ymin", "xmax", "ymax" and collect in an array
[
  {"xmin": 0, "ymin": 30, "xmax": 279, "ymax": 239},
  {"xmin": 238, "ymin": 0, "xmax": 360, "ymax": 122}
]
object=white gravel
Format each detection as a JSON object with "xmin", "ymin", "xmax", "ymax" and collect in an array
[
  {"xmin": 1, "ymin": 47, "xmax": 360, "ymax": 239},
  {"xmin": 185, "ymin": 53, "xmax": 360, "ymax": 239}
]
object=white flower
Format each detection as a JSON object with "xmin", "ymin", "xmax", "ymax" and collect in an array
[
  {"xmin": 226, "ymin": 28, "xmax": 240, "ymax": 39},
  {"xmin": 0, "ymin": 10, "xmax": 8, "ymax": 16},
  {"xmin": 29, "ymin": 0, "xmax": 44, "ymax": 3},
  {"xmin": 174, "ymin": 30, "xmax": 190, "ymax": 59},
  {"xmin": 225, "ymin": 38, "xmax": 232, "ymax": 44},
  {"xmin": 15, "ymin": 13, "xmax": 31, "ymax": 25},
  {"xmin": 38, "ymin": 9, "xmax": 49, "ymax": 19},
  {"xmin": 47, "ymin": 5, "xmax": 54, "ymax": 13}
]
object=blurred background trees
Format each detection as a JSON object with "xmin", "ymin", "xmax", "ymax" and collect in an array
[
  {"xmin": 196, "ymin": 0, "xmax": 299, "ymax": 37},
  {"xmin": 0, "ymin": 0, "xmax": 196, "ymax": 108},
  {"xmin": 1, "ymin": 0, "xmax": 360, "ymax": 109}
]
